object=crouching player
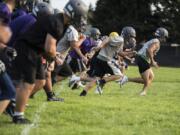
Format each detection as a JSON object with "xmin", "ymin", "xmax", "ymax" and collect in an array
[
  {"xmin": 120, "ymin": 28, "xmax": 169, "ymax": 96},
  {"xmin": 0, "ymin": 18, "xmax": 16, "ymax": 114}
]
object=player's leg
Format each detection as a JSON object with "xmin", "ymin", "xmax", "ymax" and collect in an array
[
  {"xmin": 95, "ymin": 59, "xmax": 124, "ymax": 92},
  {"xmin": 15, "ymin": 82, "xmax": 35, "ymax": 113},
  {"xmin": 0, "ymin": 72, "xmax": 16, "ymax": 115},
  {"xmin": 139, "ymin": 68, "xmax": 152, "ymax": 96},
  {"xmin": 128, "ymin": 77, "xmax": 144, "ymax": 84},
  {"xmin": 80, "ymin": 57, "xmax": 106, "ymax": 96},
  {"xmin": 11, "ymin": 43, "xmax": 38, "ymax": 124},
  {"xmin": 31, "ymin": 79, "xmax": 46, "ymax": 96},
  {"xmin": 43, "ymin": 71, "xmax": 64, "ymax": 102},
  {"xmin": 79, "ymin": 77, "xmax": 98, "ymax": 96},
  {"xmin": 0, "ymin": 100, "xmax": 10, "ymax": 113}
]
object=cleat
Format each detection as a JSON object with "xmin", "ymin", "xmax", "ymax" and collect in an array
[
  {"xmin": 47, "ymin": 96, "xmax": 64, "ymax": 102},
  {"xmin": 120, "ymin": 76, "xmax": 128, "ymax": 87},
  {"xmin": 140, "ymin": 91, "xmax": 147, "ymax": 96},
  {"xmin": 13, "ymin": 115, "xmax": 31, "ymax": 124},
  {"xmin": 47, "ymin": 92, "xmax": 64, "ymax": 102},
  {"xmin": 69, "ymin": 79, "xmax": 78, "ymax": 89},
  {"xmin": 69, "ymin": 75, "xmax": 80, "ymax": 89},
  {"xmin": 71, "ymin": 83, "xmax": 79, "ymax": 90},
  {"xmin": 95, "ymin": 80, "xmax": 103, "ymax": 95},
  {"xmin": 80, "ymin": 90, "xmax": 87, "ymax": 96}
]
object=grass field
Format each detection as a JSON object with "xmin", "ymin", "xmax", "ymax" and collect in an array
[{"xmin": 0, "ymin": 66, "xmax": 180, "ymax": 135}]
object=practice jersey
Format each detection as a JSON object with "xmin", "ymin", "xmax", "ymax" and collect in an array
[
  {"xmin": 8, "ymin": 14, "xmax": 36, "ymax": 47},
  {"xmin": 57, "ymin": 25, "xmax": 79, "ymax": 58},
  {"xmin": 16, "ymin": 13, "xmax": 67, "ymax": 53},
  {"xmin": 12, "ymin": 9, "xmax": 27, "ymax": 20},
  {"xmin": 138, "ymin": 38, "xmax": 160, "ymax": 62},
  {"xmin": 0, "ymin": 3, "xmax": 11, "ymax": 24},
  {"xmin": 97, "ymin": 36, "xmax": 124, "ymax": 62},
  {"xmin": 69, "ymin": 37, "xmax": 98, "ymax": 59}
]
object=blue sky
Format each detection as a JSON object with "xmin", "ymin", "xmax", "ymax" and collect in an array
[{"xmin": 51, "ymin": 0, "xmax": 98, "ymax": 10}]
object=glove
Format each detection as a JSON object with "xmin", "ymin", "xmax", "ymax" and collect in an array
[
  {"xmin": 43, "ymin": 53, "xmax": 56, "ymax": 63},
  {"xmin": 3, "ymin": 47, "xmax": 17, "ymax": 61},
  {"xmin": 0, "ymin": 60, "xmax": 6, "ymax": 74}
]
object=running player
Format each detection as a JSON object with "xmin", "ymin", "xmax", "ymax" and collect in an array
[
  {"xmin": 68, "ymin": 28, "xmax": 101, "ymax": 89},
  {"xmin": 79, "ymin": 27, "xmax": 137, "ymax": 96},
  {"xmin": 120, "ymin": 27, "xmax": 169, "ymax": 96}
]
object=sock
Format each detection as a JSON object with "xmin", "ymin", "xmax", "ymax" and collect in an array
[
  {"xmin": 75, "ymin": 76, "xmax": 81, "ymax": 81},
  {"xmin": 72, "ymin": 75, "xmax": 81, "ymax": 81},
  {"xmin": 99, "ymin": 79, "xmax": 106, "ymax": 84},
  {"xmin": 46, "ymin": 91, "xmax": 54, "ymax": 98},
  {"xmin": 80, "ymin": 90, "xmax": 87, "ymax": 96},
  {"xmin": 14, "ymin": 112, "xmax": 24, "ymax": 117},
  {"xmin": 99, "ymin": 79, "xmax": 106, "ymax": 88}
]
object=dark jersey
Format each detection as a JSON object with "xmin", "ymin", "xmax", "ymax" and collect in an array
[
  {"xmin": 8, "ymin": 14, "xmax": 36, "ymax": 47},
  {"xmin": 0, "ymin": 3, "xmax": 11, "ymax": 24},
  {"xmin": 16, "ymin": 13, "xmax": 67, "ymax": 53},
  {"xmin": 12, "ymin": 9, "xmax": 27, "ymax": 20},
  {"xmin": 69, "ymin": 37, "xmax": 97, "ymax": 59}
]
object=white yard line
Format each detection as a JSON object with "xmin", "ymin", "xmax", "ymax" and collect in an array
[
  {"xmin": 21, "ymin": 84, "xmax": 64, "ymax": 135},
  {"xmin": 21, "ymin": 102, "xmax": 47, "ymax": 135}
]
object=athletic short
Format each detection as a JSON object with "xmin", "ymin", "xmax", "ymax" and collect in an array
[
  {"xmin": 136, "ymin": 55, "xmax": 150, "ymax": 74},
  {"xmin": 0, "ymin": 72, "xmax": 16, "ymax": 101},
  {"xmin": 68, "ymin": 57, "xmax": 86, "ymax": 73},
  {"xmin": 52, "ymin": 62, "xmax": 73, "ymax": 78},
  {"xmin": 10, "ymin": 42, "xmax": 45, "ymax": 84},
  {"xmin": 87, "ymin": 57, "xmax": 120, "ymax": 78}
]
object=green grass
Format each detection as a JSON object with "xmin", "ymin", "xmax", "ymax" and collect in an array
[{"xmin": 0, "ymin": 66, "xmax": 180, "ymax": 135}]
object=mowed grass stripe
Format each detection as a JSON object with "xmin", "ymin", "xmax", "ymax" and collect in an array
[{"xmin": 0, "ymin": 67, "xmax": 180, "ymax": 135}]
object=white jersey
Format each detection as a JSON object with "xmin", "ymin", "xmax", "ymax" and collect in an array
[
  {"xmin": 97, "ymin": 36, "xmax": 124, "ymax": 62},
  {"xmin": 138, "ymin": 38, "xmax": 160, "ymax": 61},
  {"xmin": 95, "ymin": 39, "xmax": 102, "ymax": 47},
  {"xmin": 57, "ymin": 25, "xmax": 79, "ymax": 58}
]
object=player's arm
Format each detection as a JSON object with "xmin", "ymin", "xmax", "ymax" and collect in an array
[
  {"xmin": 118, "ymin": 50, "xmax": 136, "ymax": 58},
  {"xmin": 44, "ymin": 33, "xmax": 57, "ymax": 61},
  {"xmin": 0, "ymin": 25, "xmax": 12, "ymax": 51},
  {"xmin": 91, "ymin": 37, "xmax": 109, "ymax": 52},
  {"xmin": 70, "ymin": 40, "xmax": 88, "ymax": 63},
  {"xmin": 0, "ymin": 43, "xmax": 6, "ymax": 51},
  {"xmin": 75, "ymin": 34, "xmax": 86, "ymax": 47},
  {"xmin": 147, "ymin": 42, "xmax": 159, "ymax": 67}
]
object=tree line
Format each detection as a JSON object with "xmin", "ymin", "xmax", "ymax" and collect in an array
[{"xmin": 89, "ymin": 0, "xmax": 180, "ymax": 44}]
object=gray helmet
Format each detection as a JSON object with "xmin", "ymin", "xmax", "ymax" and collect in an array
[
  {"xmin": 90, "ymin": 28, "xmax": 101, "ymax": 40},
  {"xmin": 54, "ymin": 8, "xmax": 61, "ymax": 14},
  {"xmin": 121, "ymin": 26, "xmax": 136, "ymax": 39},
  {"xmin": 64, "ymin": 0, "xmax": 88, "ymax": 31},
  {"xmin": 155, "ymin": 27, "xmax": 168, "ymax": 38},
  {"xmin": 25, "ymin": 0, "xmax": 43, "ymax": 12},
  {"xmin": 32, "ymin": 2, "xmax": 54, "ymax": 17},
  {"xmin": 42, "ymin": 0, "xmax": 51, "ymax": 4},
  {"xmin": 64, "ymin": 0, "xmax": 88, "ymax": 19},
  {"xmin": 16, "ymin": 0, "xmax": 28, "ymax": 8},
  {"xmin": 121, "ymin": 26, "xmax": 136, "ymax": 49},
  {"xmin": 34, "ymin": 0, "xmax": 43, "ymax": 4}
]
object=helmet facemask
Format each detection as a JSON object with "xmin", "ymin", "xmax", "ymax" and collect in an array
[
  {"xmin": 64, "ymin": 0, "xmax": 88, "ymax": 33},
  {"xmin": 70, "ymin": 16, "xmax": 87, "ymax": 33},
  {"xmin": 121, "ymin": 26, "xmax": 136, "ymax": 50},
  {"xmin": 91, "ymin": 29, "xmax": 101, "ymax": 40},
  {"xmin": 124, "ymin": 36, "xmax": 136, "ymax": 50},
  {"xmin": 155, "ymin": 27, "xmax": 168, "ymax": 43}
]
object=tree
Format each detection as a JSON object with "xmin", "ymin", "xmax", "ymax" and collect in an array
[{"xmin": 91, "ymin": 0, "xmax": 180, "ymax": 43}]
